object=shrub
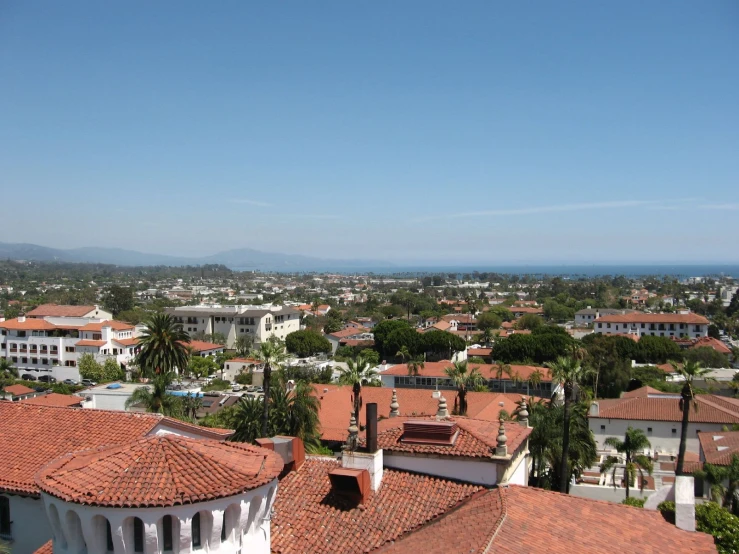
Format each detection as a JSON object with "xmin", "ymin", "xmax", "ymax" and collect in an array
[
  {"xmin": 696, "ymin": 501, "xmax": 739, "ymax": 554},
  {"xmin": 658, "ymin": 500, "xmax": 675, "ymax": 524},
  {"xmin": 621, "ymin": 497, "xmax": 645, "ymax": 508},
  {"xmin": 203, "ymin": 378, "xmax": 231, "ymax": 392}
]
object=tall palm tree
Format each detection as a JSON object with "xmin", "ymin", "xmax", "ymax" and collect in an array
[
  {"xmin": 546, "ymin": 356, "xmax": 594, "ymax": 493},
  {"xmin": 338, "ymin": 354, "xmax": 379, "ymax": 425},
  {"xmin": 528, "ymin": 368, "xmax": 543, "ymax": 395},
  {"xmin": 230, "ymin": 396, "xmax": 263, "ymax": 443},
  {"xmin": 599, "ymin": 427, "xmax": 653, "ymax": 498},
  {"xmin": 407, "ymin": 355, "xmax": 425, "ymax": 376},
  {"xmin": 250, "ymin": 337, "xmax": 288, "ymax": 437},
  {"xmin": 494, "ymin": 363, "xmax": 511, "ymax": 393},
  {"xmin": 136, "ymin": 313, "xmax": 190, "ymax": 377},
  {"xmin": 124, "ymin": 372, "xmax": 181, "ymax": 416},
  {"xmin": 444, "ymin": 361, "xmax": 483, "ymax": 416},
  {"xmin": 672, "ymin": 360, "xmax": 714, "ymax": 475}
]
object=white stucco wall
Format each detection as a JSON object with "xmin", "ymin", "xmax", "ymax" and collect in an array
[
  {"xmin": 384, "ymin": 454, "xmax": 499, "ymax": 486},
  {"xmin": 507, "ymin": 453, "xmax": 528, "ymax": 486},
  {"xmin": 589, "ymin": 418, "xmax": 725, "ymax": 456},
  {"xmin": 2, "ymin": 493, "xmax": 52, "ymax": 554}
]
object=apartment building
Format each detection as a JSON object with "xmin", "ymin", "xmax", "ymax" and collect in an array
[
  {"xmin": 593, "ymin": 312, "xmax": 709, "ymax": 339},
  {"xmin": 166, "ymin": 304, "xmax": 301, "ymax": 348},
  {"xmin": 0, "ymin": 315, "xmax": 139, "ymax": 379}
]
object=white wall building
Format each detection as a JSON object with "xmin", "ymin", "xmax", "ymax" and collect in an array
[
  {"xmin": 574, "ymin": 308, "xmax": 633, "ymax": 327},
  {"xmin": 166, "ymin": 305, "xmax": 300, "ymax": 348},
  {"xmin": 593, "ymin": 312, "xmax": 709, "ymax": 339}
]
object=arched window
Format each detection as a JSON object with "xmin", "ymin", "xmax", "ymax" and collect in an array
[
  {"xmin": 0, "ymin": 496, "xmax": 10, "ymax": 537},
  {"xmin": 105, "ymin": 519, "xmax": 114, "ymax": 552},
  {"xmin": 221, "ymin": 512, "xmax": 226, "ymax": 542},
  {"xmin": 192, "ymin": 513, "xmax": 202, "ymax": 549},
  {"xmin": 162, "ymin": 515, "xmax": 173, "ymax": 551},
  {"xmin": 133, "ymin": 517, "xmax": 144, "ymax": 553}
]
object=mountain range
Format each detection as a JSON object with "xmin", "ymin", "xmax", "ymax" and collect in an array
[{"xmin": 0, "ymin": 242, "xmax": 392, "ymax": 271}]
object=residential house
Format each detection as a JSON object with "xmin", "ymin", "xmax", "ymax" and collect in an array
[{"xmin": 574, "ymin": 307, "xmax": 634, "ymax": 327}]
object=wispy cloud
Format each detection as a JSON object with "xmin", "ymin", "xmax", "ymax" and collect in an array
[
  {"xmin": 696, "ymin": 203, "xmax": 739, "ymax": 211},
  {"xmin": 231, "ymin": 198, "xmax": 273, "ymax": 207},
  {"xmin": 413, "ymin": 200, "xmax": 657, "ymax": 222}
]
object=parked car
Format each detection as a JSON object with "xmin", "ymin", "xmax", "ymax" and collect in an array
[
  {"xmin": 21, "ymin": 373, "xmax": 37, "ymax": 381},
  {"xmin": 38, "ymin": 375, "xmax": 57, "ymax": 383},
  {"xmin": 81, "ymin": 379, "xmax": 97, "ymax": 387},
  {"xmin": 246, "ymin": 385, "xmax": 258, "ymax": 393},
  {"xmin": 63, "ymin": 378, "xmax": 79, "ymax": 386},
  {"xmin": 231, "ymin": 384, "xmax": 241, "ymax": 392}
]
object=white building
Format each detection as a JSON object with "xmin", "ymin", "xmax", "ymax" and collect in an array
[
  {"xmin": 166, "ymin": 305, "xmax": 300, "ymax": 348},
  {"xmin": 574, "ymin": 307, "xmax": 634, "ymax": 327},
  {"xmin": 593, "ymin": 312, "xmax": 709, "ymax": 339},
  {"xmin": 589, "ymin": 387, "xmax": 739, "ymax": 456},
  {"xmin": 27, "ymin": 304, "xmax": 113, "ymax": 320}
]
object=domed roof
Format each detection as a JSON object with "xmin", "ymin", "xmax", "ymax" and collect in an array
[{"xmin": 35, "ymin": 435, "xmax": 284, "ymax": 508}]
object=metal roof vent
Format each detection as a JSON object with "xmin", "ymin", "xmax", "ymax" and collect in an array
[{"xmin": 401, "ymin": 420, "xmax": 459, "ymax": 445}]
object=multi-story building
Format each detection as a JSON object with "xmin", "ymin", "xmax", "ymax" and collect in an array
[
  {"xmin": 166, "ymin": 304, "xmax": 301, "ymax": 347},
  {"xmin": 574, "ymin": 307, "xmax": 634, "ymax": 327},
  {"xmin": 26, "ymin": 303, "xmax": 113, "ymax": 320},
  {"xmin": 0, "ymin": 315, "xmax": 139, "ymax": 380},
  {"xmin": 593, "ymin": 312, "xmax": 709, "ymax": 339}
]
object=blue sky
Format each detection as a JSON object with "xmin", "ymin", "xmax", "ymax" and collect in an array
[{"xmin": 1, "ymin": 1, "xmax": 737, "ymax": 264}]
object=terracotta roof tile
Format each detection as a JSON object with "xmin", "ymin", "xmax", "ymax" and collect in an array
[
  {"xmin": 20, "ymin": 393, "xmax": 83, "ymax": 407},
  {"xmin": 0, "ymin": 317, "xmax": 58, "ymax": 331},
  {"xmin": 36, "ymin": 435, "xmax": 283, "ymax": 507},
  {"xmin": 33, "ymin": 541, "xmax": 53, "ymax": 554},
  {"xmin": 113, "ymin": 337, "xmax": 140, "ymax": 346},
  {"xmin": 271, "ymin": 457, "xmax": 483, "ymax": 554},
  {"xmin": 75, "ymin": 339, "xmax": 107, "ymax": 347},
  {"xmin": 467, "ymin": 348, "xmax": 492, "ymax": 357},
  {"xmin": 698, "ymin": 430, "xmax": 739, "ymax": 466},
  {"xmin": 184, "ymin": 339, "xmax": 224, "ymax": 352},
  {"xmin": 691, "ymin": 336, "xmax": 732, "ymax": 355},
  {"xmin": 4, "ymin": 383, "xmax": 36, "ymax": 396},
  {"xmin": 597, "ymin": 312, "xmax": 709, "ymax": 324},
  {"xmin": 27, "ymin": 304, "xmax": 97, "ymax": 317},
  {"xmin": 328, "ymin": 327, "xmax": 371, "ymax": 339},
  {"xmin": 382, "ymin": 360, "xmax": 552, "ymax": 382},
  {"xmin": 594, "ymin": 394, "xmax": 739, "ymax": 424},
  {"xmin": 621, "ymin": 385, "xmax": 673, "ymax": 398},
  {"xmin": 78, "ymin": 320, "xmax": 134, "ymax": 331}
]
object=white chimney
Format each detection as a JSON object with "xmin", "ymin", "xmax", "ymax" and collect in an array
[
  {"xmin": 342, "ymin": 450, "xmax": 383, "ymax": 492},
  {"xmin": 18, "ymin": 314, "xmax": 26, "ymax": 323},
  {"xmin": 589, "ymin": 402, "xmax": 599, "ymax": 417}
]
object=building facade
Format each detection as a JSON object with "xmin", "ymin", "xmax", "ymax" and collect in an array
[{"xmin": 593, "ymin": 312, "xmax": 709, "ymax": 339}]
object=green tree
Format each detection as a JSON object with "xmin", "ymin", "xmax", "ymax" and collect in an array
[
  {"xmin": 546, "ymin": 356, "xmax": 594, "ymax": 493},
  {"xmin": 188, "ymin": 356, "xmax": 219, "ymax": 379},
  {"xmin": 516, "ymin": 314, "xmax": 544, "ymax": 330},
  {"xmin": 338, "ymin": 355, "xmax": 379, "ymax": 425},
  {"xmin": 249, "ymin": 337, "xmax": 288, "ymax": 437},
  {"xmin": 78, "ymin": 353, "xmax": 105, "ymax": 383},
  {"xmin": 476, "ymin": 312, "xmax": 502, "ymax": 332},
  {"xmin": 396, "ymin": 345, "xmax": 411, "ymax": 363},
  {"xmin": 599, "ymin": 427, "xmax": 653, "ymax": 498},
  {"xmin": 695, "ymin": 501, "xmax": 739, "ymax": 554},
  {"xmin": 285, "ymin": 329, "xmax": 332, "ymax": 357},
  {"xmin": 373, "ymin": 320, "xmax": 413, "ymax": 357},
  {"xmin": 234, "ymin": 335, "xmax": 254, "ymax": 356},
  {"xmin": 101, "ymin": 285, "xmax": 135, "ymax": 316},
  {"xmin": 673, "ymin": 360, "xmax": 714, "ymax": 475},
  {"xmin": 444, "ymin": 361, "xmax": 484, "ymax": 416},
  {"xmin": 359, "ymin": 348, "xmax": 380, "ymax": 366},
  {"xmin": 421, "ymin": 330, "xmax": 466, "ymax": 359},
  {"xmin": 407, "ymin": 355, "xmax": 425, "ymax": 376},
  {"xmin": 684, "ymin": 347, "xmax": 730, "ymax": 368},
  {"xmin": 125, "ymin": 373, "xmax": 181, "ymax": 416},
  {"xmin": 488, "ymin": 305, "xmax": 514, "ymax": 322},
  {"xmin": 136, "ymin": 313, "xmax": 190, "ymax": 376},
  {"xmin": 635, "ymin": 335, "xmax": 682, "ymax": 364},
  {"xmin": 693, "ymin": 455, "xmax": 739, "ymax": 512}
]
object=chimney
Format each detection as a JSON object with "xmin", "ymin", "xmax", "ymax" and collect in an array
[
  {"xmin": 436, "ymin": 393, "xmax": 449, "ymax": 419},
  {"xmin": 255, "ymin": 436, "xmax": 305, "ymax": 473},
  {"xmin": 366, "ymin": 403, "xmax": 378, "ymax": 453},
  {"xmin": 675, "ymin": 475, "xmax": 696, "ymax": 532},
  {"xmin": 18, "ymin": 313, "xmax": 26, "ymax": 323},
  {"xmin": 517, "ymin": 396, "xmax": 529, "ymax": 427},
  {"xmin": 589, "ymin": 402, "xmax": 599, "ymax": 417},
  {"xmin": 495, "ymin": 418, "xmax": 508, "ymax": 456}
]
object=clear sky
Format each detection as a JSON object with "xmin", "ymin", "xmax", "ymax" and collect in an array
[{"xmin": 1, "ymin": 1, "xmax": 737, "ymax": 264}]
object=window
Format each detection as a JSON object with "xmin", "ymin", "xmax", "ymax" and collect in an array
[
  {"xmin": 31, "ymin": 358, "xmax": 37, "ymax": 364},
  {"xmin": 647, "ymin": 427, "xmax": 652, "ymax": 434},
  {"xmin": 0, "ymin": 496, "xmax": 10, "ymax": 537},
  {"xmin": 672, "ymin": 429, "xmax": 677, "ymax": 434},
  {"xmin": 17, "ymin": 331, "xmax": 26, "ymax": 338},
  {"xmin": 106, "ymin": 519, "xmax": 114, "ymax": 551},
  {"xmin": 65, "ymin": 346, "xmax": 75, "ymax": 353},
  {"xmin": 192, "ymin": 513, "xmax": 201, "ymax": 549},
  {"xmin": 163, "ymin": 515, "xmax": 173, "ymax": 551},
  {"xmin": 600, "ymin": 425, "xmax": 605, "ymax": 431},
  {"xmin": 93, "ymin": 333, "xmax": 102, "ymax": 340},
  {"xmin": 133, "ymin": 517, "xmax": 144, "ymax": 553},
  {"xmin": 641, "ymin": 323, "xmax": 645, "ymax": 328}
]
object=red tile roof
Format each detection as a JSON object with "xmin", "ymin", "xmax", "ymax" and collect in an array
[
  {"xmin": 691, "ymin": 336, "xmax": 732, "ymax": 355},
  {"xmin": 594, "ymin": 394, "xmax": 739, "ymax": 424},
  {"xmin": 313, "ymin": 384, "xmax": 525, "ymax": 442},
  {"xmin": 184, "ymin": 339, "xmax": 225, "ymax": 352},
  {"xmin": 4, "ymin": 383, "xmax": 36, "ymax": 396},
  {"xmin": 597, "ymin": 312, "xmax": 709, "ymax": 324},
  {"xmin": 36, "ymin": 435, "xmax": 283, "ymax": 507},
  {"xmin": 75, "ymin": 339, "xmax": 106, "ymax": 347},
  {"xmin": 511, "ymin": 306, "xmax": 544, "ymax": 315},
  {"xmin": 271, "ymin": 457, "xmax": 483, "ymax": 554},
  {"xmin": 0, "ymin": 402, "xmax": 230, "ymax": 496},
  {"xmin": 33, "ymin": 542, "xmax": 52, "ymax": 554},
  {"xmin": 340, "ymin": 338, "xmax": 375, "ymax": 347},
  {"xmin": 328, "ymin": 327, "xmax": 371, "ymax": 339},
  {"xmin": 698, "ymin": 430, "xmax": 739, "ymax": 466},
  {"xmin": 375, "ymin": 417, "xmax": 531, "ymax": 459},
  {"xmin": 27, "ymin": 304, "xmax": 97, "ymax": 317},
  {"xmin": 621, "ymin": 386, "xmax": 673, "ymax": 398},
  {"xmin": 20, "ymin": 393, "xmax": 83, "ymax": 407},
  {"xmin": 467, "ymin": 347, "xmax": 492, "ymax": 357},
  {"xmin": 78, "ymin": 320, "xmax": 134, "ymax": 331},
  {"xmin": 382, "ymin": 360, "xmax": 552, "ymax": 382},
  {"xmin": 492, "ymin": 486, "xmax": 716, "ymax": 553},
  {"xmin": 113, "ymin": 337, "xmax": 140, "ymax": 347},
  {"xmin": 0, "ymin": 317, "xmax": 57, "ymax": 331}
]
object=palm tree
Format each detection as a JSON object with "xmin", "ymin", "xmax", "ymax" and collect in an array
[
  {"xmin": 407, "ymin": 355, "xmax": 425, "ymax": 376},
  {"xmin": 694, "ymin": 454, "xmax": 739, "ymax": 514},
  {"xmin": 480, "ymin": 328, "xmax": 494, "ymax": 347},
  {"xmin": 338, "ymin": 355, "xmax": 379, "ymax": 426},
  {"xmin": 528, "ymin": 368, "xmax": 543, "ymax": 395},
  {"xmin": 250, "ymin": 337, "xmax": 288, "ymax": 437},
  {"xmin": 672, "ymin": 360, "xmax": 714, "ymax": 475},
  {"xmin": 231, "ymin": 396, "xmax": 263, "ymax": 442},
  {"xmin": 546, "ymin": 356, "xmax": 594, "ymax": 493},
  {"xmin": 599, "ymin": 427, "xmax": 653, "ymax": 498},
  {"xmin": 124, "ymin": 372, "xmax": 181, "ymax": 416},
  {"xmin": 396, "ymin": 345, "xmax": 411, "ymax": 363},
  {"xmin": 234, "ymin": 335, "xmax": 254, "ymax": 357},
  {"xmin": 135, "ymin": 313, "xmax": 190, "ymax": 377},
  {"xmin": 494, "ymin": 363, "xmax": 511, "ymax": 393},
  {"xmin": 444, "ymin": 361, "xmax": 484, "ymax": 416}
]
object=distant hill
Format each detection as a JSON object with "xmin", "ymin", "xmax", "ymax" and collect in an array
[{"xmin": 0, "ymin": 242, "xmax": 391, "ymax": 271}]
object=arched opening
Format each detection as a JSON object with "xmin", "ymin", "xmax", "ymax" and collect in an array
[
  {"xmin": 192, "ymin": 512, "xmax": 202, "ymax": 549},
  {"xmin": 133, "ymin": 517, "xmax": 144, "ymax": 553},
  {"xmin": 220, "ymin": 512, "xmax": 226, "ymax": 542},
  {"xmin": 106, "ymin": 519, "xmax": 114, "ymax": 552},
  {"xmin": 64, "ymin": 509, "xmax": 87, "ymax": 553},
  {"xmin": 162, "ymin": 515, "xmax": 174, "ymax": 552},
  {"xmin": 48, "ymin": 503, "xmax": 67, "ymax": 549},
  {"xmin": 0, "ymin": 496, "xmax": 10, "ymax": 537},
  {"xmin": 223, "ymin": 503, "xmax": 241, "ymax": 545}
]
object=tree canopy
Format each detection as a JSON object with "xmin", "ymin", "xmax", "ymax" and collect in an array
[{"xmin": 285, "ymin": 330, "xmax": 331, "ymax": 358}]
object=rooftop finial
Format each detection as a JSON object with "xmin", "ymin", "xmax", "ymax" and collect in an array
[
  {"xmin": 345, "ymin": 413, "xmax": 359, "ymax": 451},
  {"xmin": 389, "ymin": 389, "xmax": 400, "ymax": 418},
  {"xmin": 518, "ymin": 396, "xmax": 529, "ymax": 427},
  {"xmin": 495, "ymin": 417, "xmax": 508, "ymax": 456},
  {"xmin": 436, "ymin": 393, "xmax": 449, "ymax": 419}
]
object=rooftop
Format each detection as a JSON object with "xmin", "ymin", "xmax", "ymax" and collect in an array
[
  {"xmin": 594, "ymin": 394, "xmax": 739, "ymax": 424},
  {"xmin": 382, "ymin": 360, "xmax": 552, "ymax": 382},
  {"xmin": 78, "ymin": 320, "xmax": 135, "ymax": 331},
  {"xmin": 3, "ymin": 383, "xmax": 36, "ymax": 396},
  {"xmin": 698, "ymin": 430, "xmax": 739, "ymax": 466},
  {"xmin": 27, "ymin": 304, "xmax": 98, "ymax": 318},
  {"xmin": 596, "ymin": 312, "xmax": 710, "ymax": 324},
  {"xmin": 36, "ymin": 435, "xmax": 283, "ymax": 507},
  {"xmin": 20, "ymin": 393, "xmax": 83, "ymax": 407}
]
